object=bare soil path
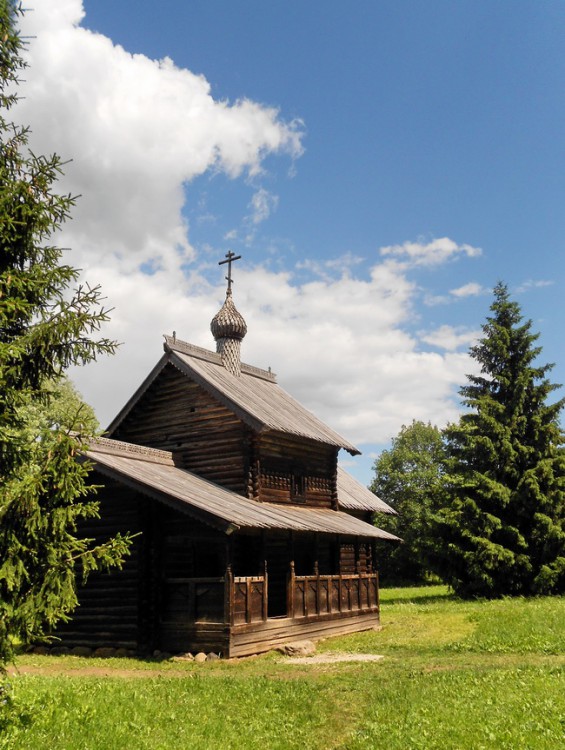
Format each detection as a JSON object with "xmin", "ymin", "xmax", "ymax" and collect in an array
[{"xmin": 8, "ymin": 653, "xmax": 385, "ymax": 679}]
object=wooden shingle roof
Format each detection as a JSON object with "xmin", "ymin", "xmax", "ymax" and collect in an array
[
  {"xmin": 336, "ymin": 466, "xmax": 395, "ymax": 514},
  {"xmin": 107, "ymin": 336, "xmax": 360, "ymax": 455},
  {"xmin": 83, "ymin": 437, "xmax": 399, "ymax": 541}
]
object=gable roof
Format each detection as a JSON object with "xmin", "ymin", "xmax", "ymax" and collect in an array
[
  {"xmin": 107, "ymin": 335, "xmax": 360, "ymax": 455},
  {"xmin": 336, "ymin": 466, "xmax": 395, "ymax": 514},
  {"xmin": 83, "ymin": 437, "xmax": 399, "ymax": 542}
]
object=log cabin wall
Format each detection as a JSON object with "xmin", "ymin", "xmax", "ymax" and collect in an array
[
  {"xmin": 56, "ymin": 476, "xmax": 154, "ymax": 651},
  {"xmin": 339, "ymin": 540, "xmax": 374, "ymax": 574},
  {"xmin": 58, "ymin": 474, "xmax": 234, "ymax": 654},
  {"xmin": 112, "ymin": 363, "xmax": 250, "ymax": 494},
  {"xmin": 257, "ymin": 433, "xmax": 338, "ymax": 508}
]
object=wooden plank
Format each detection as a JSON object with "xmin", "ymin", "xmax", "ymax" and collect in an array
[{"xmin": 228, "ymin": 611, "xmax": 380, "ymax": 657}]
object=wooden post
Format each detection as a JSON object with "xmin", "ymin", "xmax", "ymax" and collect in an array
[
  {"xmin": 314, "ymin": 560, "xmax": 321, "ymax": 615},
  {"xmin": 356, "ymin": 537, "xmax": 362, "ymax": 610},
  {"xmin": 245, "ymin": 576, "xmax": 251, "ymax": 623},
  {"xmin": 263, "ymin": 560, "xmax": 268, "ymax": 621},
  {"xmin": 376, "ymin": 570, "xmax": 380, "ymax": 612},
  {"xmin": 224, "ymin": 564, "xmax": 234, "ymax": 626},
  {"xmin": 331, "ymin": 449, "xmax": 339, "ymax": 510},
  {"xmin": 287, "ymin": 560, "xmax": 295, "ymax": 619}
]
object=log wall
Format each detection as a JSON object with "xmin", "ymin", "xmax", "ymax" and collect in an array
[
  {"xmin": 257, "ymin": 433, "xmax": 337, "ymax": 508},
  {"xmin": 56, "ymin": 478, "xmax": 151, "ymax": 651},
  {"xmin": 57, "ymin": 476, "xmax": 231, "ymax": 654},
  {"xmin": 112, "ymin": 363, "xmax": 249, "ymax": 494}
]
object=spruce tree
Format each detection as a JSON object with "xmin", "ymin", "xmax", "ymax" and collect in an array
[
  {"xmin": 435, "ymin": 283, "xmax": 565, "ymax": 597},
  {"xmin": 0, "ymin": 0, "xmax": 131, "ymax": 679}
]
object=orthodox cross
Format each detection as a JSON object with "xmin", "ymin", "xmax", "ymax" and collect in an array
[{"xmin": 219, "ymin": 251, "xmax": 242, "ymax": 293}]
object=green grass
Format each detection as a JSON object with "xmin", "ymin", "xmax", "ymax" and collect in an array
[{"xmin": 3, "ymin": 587, "xmax": 564, "ymax": 749}]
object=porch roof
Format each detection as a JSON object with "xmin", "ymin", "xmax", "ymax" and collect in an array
[
  {"xmin": 83, "ymin": 437, "xmax": 399, "ymax": 541},
  {"xmin": 336, "ymin": 466, "xmax": 395, "ymax": 514}
]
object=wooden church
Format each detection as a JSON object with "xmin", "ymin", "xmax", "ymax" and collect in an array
[{"xmin": 62, "ymin": 254, "xmax": 399, "ymax": 658}]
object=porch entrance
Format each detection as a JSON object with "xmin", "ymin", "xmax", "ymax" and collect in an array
[{"xmin": 265, "ymin": 535, "xmax": 289, "ymax": 617}]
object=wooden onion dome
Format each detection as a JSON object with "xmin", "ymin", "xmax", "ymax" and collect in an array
[{"xmin": 211, "ymin": 288, "xmax": 247, "ymax": 376}]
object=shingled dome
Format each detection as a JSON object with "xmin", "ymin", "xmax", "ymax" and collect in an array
[{"xmin": 211, "ymin": 289, "xmax": 247, "ymax": 342}]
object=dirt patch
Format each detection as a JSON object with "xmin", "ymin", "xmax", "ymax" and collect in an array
[
  {"xmin": 8, "ymin": 652, "xmax": 385, "ymax": 678},
  {"xmin": 282, "ymin": 653, "xmax": 384, "ymax": 664},
  {"xmin": 7, "ymin": 665, "xmax": 195, "ymax": 679}
]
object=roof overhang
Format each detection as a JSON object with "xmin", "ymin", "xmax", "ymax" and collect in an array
[{"xmin": 82, "ymin": 438, "xmax": 399, "ymax": 542}]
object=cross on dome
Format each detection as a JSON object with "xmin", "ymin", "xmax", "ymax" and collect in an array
[
  {"xmin": 219, "ymin": 251, "xmax": 242, "ymax": 295},
  {"xmin": 211, "ymin": 252, "xmax": 247, "ymax": 376}
]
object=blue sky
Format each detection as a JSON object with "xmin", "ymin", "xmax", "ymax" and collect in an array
[{"xmin": 16, "ymin": 1, "xmax": 565, "ymax": 484}]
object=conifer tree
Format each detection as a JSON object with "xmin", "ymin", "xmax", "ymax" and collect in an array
[
  {"xmin": 0, "ymin": 0, "xmax": 131, "ymax": 678},
  {"xmin": 435, "ymin": 283, "xmax": 565, "ymax": 597}
]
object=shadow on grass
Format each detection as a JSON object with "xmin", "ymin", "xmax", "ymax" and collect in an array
[{"xmin": 380, "ymin": 587, "xmax": 459, "ymax": 606}]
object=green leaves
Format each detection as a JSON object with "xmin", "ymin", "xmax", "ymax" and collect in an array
[{"xmin": 371, "ymin": 420, "xmax": 446, "ymax": 584}]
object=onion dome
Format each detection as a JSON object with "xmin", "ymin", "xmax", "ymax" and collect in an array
[{"xmin": 210, "ymin": 289, "xmax": 247, "ymax": 342}]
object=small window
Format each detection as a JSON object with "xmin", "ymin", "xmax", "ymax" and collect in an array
[{"xmin": 291, "ymin": 473, "xmax": 307, "ymax": 503}]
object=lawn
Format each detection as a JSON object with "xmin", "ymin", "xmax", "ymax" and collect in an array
[{"xmin": 2, "ymin": 587, "xmax": 564, "ymax": 749}]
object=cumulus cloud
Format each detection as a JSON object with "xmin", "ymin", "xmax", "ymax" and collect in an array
[
  {"xmin": 379, "ymin": 237, "xmax": 482, "ymax": 267},
  {"xmin": 425, "ymin": 280, "xmax": 485, "ymax": 306},
  {"xmin": 13, "ymin": 2, "xmax": 482, "ymax": 473},
  {"xmin": 15, "ymin": 1, "xmax": 303, "ymax": 278},
  {"xmin": 420, "ymin": 325, "xmax": 480, "ymax": 352},
  {"xmin": 450, "ymin": 282, "xmax": 484, "ymax": 298}
]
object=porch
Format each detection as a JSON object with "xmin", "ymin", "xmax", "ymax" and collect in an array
[{"xmin": 159, "ymin": 565, "xmax": 380, "ymax": 657}]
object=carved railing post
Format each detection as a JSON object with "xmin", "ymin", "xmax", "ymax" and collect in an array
[
  {"xmin": 314, "ymin": 561, "xmax": 321, "ymax": 615},
  {"xmin": 287, "ymin": 560, "xmax": 295, "ymax": 619},
  {"xmin": 263, "ymin": 560, "xmax": 268, "ymax": 621},
  {"xmin": 225, "ymin": 564, "xmax": 234, "ymax": 626}
]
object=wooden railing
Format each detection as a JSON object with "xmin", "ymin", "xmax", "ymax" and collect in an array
[
  {"xmin": 288, "ymin": 566, "xmax": 379, "ymax": 619},
  {"xmin": 165, "ymin": 567, "xmax": 379, "ymax": 626},
  {"xmin": 226, "ymin": 568, "xmax": 268, "ymax": 625}
]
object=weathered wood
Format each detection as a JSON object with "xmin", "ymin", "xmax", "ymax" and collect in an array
[
  {"xmin": 112, "ymin": 363, "xmax": 250, "ymax": 494},
  {"xmin": 229, "ymin": 611, "xmax": 380, "ymax": 658},
  {"xmin": 59, "ymin": 321, "xmax": 393, "ymax": 657},
  {"xmin": 291, "ymin": 572, "xmax": 379, "ymax": 620}
]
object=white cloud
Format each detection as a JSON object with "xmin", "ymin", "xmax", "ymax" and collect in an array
[
  {"xmin": 15, "ymin": 1, "xmax": 303, "ymax": 279},
  {"xmin": 248, "ymin": 188, "xmax": 279, "ymax": 225},
  {"xmin": 379, "ymin": 237, "xmax": 482, "ymax": 267},
  {"xmin": 450, "ymin": 282, "xmax": 484, "ymax": 298},
  {"xmin": 420, "ymin": 325, "xmax": 479, "ymax": 351},
  {"xmin": 515, "ymin": 279, "xmax": 554, "ymax": 293},
  {"xmin": 425, "ymin": 281, "xmax": 485, "ymax": 306},
  {"xmin": 14, "ymin": 2, "xmax": 479, "ymax": 463}
]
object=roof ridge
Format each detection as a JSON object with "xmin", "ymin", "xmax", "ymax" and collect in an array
[
  {"xmin": 163, "ymin": 335, "xmax": 222, "ymax": 365},
  {"xmin": 85, "ymin": 436, "xmax": 174, "ymax": 465},
  {"xmin": 164, "ymin": 334, "xmax": 277, "ymax": 382}
]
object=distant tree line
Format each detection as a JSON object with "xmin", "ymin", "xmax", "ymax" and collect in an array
[{"xmin": 372, "ymin": 283, "xmax": 565, "ymax": 598}]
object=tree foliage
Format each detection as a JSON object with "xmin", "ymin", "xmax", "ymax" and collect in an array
[
  {"xmin": 371, "ymin": 421, "xmax": 446, "ymax": 584},
  {"xmin": 434, "ymin": 283, "xmax": 565, "ymax": 597},
  {"xmin": 0, "ymin": 1, "xmax": 131, "ymax": 673}
]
